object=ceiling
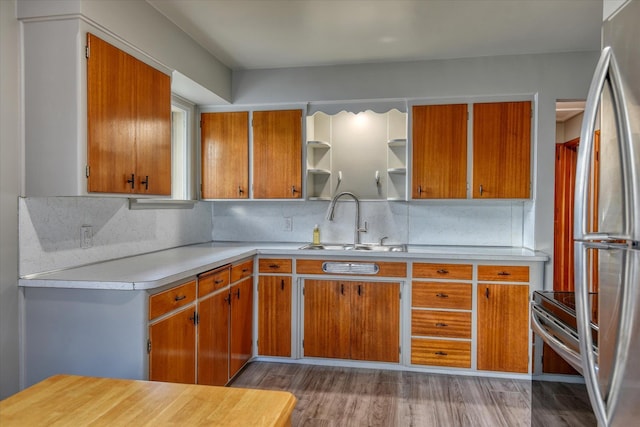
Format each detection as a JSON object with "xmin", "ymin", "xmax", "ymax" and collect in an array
[{"xmin": 147, "ymin": 0, "xmax": 602, "ymax": 71}]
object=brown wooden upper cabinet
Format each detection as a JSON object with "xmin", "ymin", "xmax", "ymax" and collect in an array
[
  {"xmin": 252, "ymin": 110, "xmax": 303, "ymax": 199},
  {"xmin": 86, "ymin": 33, "xmax": 171, "ymax": 195},
  {"xmin": 201, "ymin": 112, "xmax": 249, "ymax": 199},
  {"xmin": 412, "ymin": 104, "xmax": 468, "ymax": 199},
  {"xmin": 472, "ymin": 101, "xmax": 531, "ymax": 199}
]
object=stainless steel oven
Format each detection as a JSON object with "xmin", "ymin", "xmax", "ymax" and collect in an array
[{"xmin": 531, "ymin": 291, "xmax": 599, "ymax": 374}]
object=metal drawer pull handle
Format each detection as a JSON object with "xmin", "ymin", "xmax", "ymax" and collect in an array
[
  {"xmin": 434, "ymin": 351, "xmax": 448, "ymax": 356},
  {"xmin": 269, "ymin": 264, "xmax": 280, "ymax": 269},
  {"xmin": 126, "ymin": 173, "xmax": 135, "ymax": 189},
  {"xmin": 174, "ymin": 295, "xmax": 186, "ymax": 302},
  {"xmin": 141, "ymin": 175, "xmax": 149, "ymax": 190},
  {"xmin": 214, "ymin": 279, "xmax": 224, "ymax": 284},
  {"xmin": 436, "ymin": 269, "xmax": 449, "ymax": 274},
  {"xmin": 242, "ymin": 268, "xmax": 249, "ymax": 273},
  {"xmin": 435, "ymin": 323, "xmax": 448, "ymax": 327},
  {"xmin": 436, "ymin": 293, "xmax": 449, "ymax": 298},
  {"xmin": 497, "ymin": 271, "xmax": 511, "ymax": 276},
  {"xmin": 281, "ymin": 280, "xmax": 285, "ymax": 290}
]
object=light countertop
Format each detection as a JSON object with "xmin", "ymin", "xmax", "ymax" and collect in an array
[{"xmin": 19, "ymin": 241, "xmax": 548, "ymax": 291}]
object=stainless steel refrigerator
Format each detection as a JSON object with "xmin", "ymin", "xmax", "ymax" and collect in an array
[{"xmin": 574, "ymin": 0, "xmax": 640, "ymax": 425}]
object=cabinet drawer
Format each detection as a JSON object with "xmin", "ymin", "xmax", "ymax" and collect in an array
[
  {"xmin": 296, "ymin": 259, "xmax": 406, "ymax": 277},
  {"xmin": 412, "ymin": 263, "xmax": 472, "ymax": 280},
  {"xmin": 198, "ymin": 266, "xmax": 230, "ymax": 297},
  {"xmin": 478, "ymin": 265, "xmax": 529, "ymax": 282},
  {"xmin": 231, "ymin": 259, "xmax": 254, "ymax": 283},
  {"xmin": 411, "ymin": 338, "xmax": 471, "ymax": 368},
  {"xmin": 411, "ymin": 310, "xmax": 471, "ymax": 339},
  {"xmin": 259, "ymin": 258, "xmax": 292, "ymax": 274},
  {"xmin": 149, "ymin": 280, "xmax": 196, "ymax": 320},
  {"xmin": 412, "ymin": 282, "xmax": 472, "ymax": 310}
]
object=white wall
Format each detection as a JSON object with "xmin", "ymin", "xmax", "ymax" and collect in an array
[
  {"xmin": 0, "ymin": 0, "xmax": 22, "ymax": 399},
  {"xmin": 17, "ymin": 0, "xmax": 231, "ymax": 102}
]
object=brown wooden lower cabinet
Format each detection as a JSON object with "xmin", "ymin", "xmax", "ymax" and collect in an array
[
  {"xmin": 148, "ymin": 306, "xmax": 197, "ymax": 383},
  {"xmin": 258, "ymin": 275, "xmax": 292, "ymax": 357},
  {"xmin": 477, "ymin": 283, "xmax": 530, "ymax": 373},
  {"xmin": 303, "ymin": 279, "xmax": 400, "ymax": 363},
  {"xmin": 197, "ymin": 289, "xmax": 229, "ymax": 386},
  {"xmin": 230, "ymin": 277, "xmax": 253, "ymax": 377},
  {"xmin": 148, "ymin": 260, "xmax": 253, "ymax": 387}
]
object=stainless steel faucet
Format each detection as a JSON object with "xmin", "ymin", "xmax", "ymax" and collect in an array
[{"xmin": 327, "ymin": 191, "xmax": 367, "ymax": 245}]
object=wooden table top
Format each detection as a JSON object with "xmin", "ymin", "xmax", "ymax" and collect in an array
[{"xmin": 0, "ymin": 375, "xmax": 296, "ymax": 426}]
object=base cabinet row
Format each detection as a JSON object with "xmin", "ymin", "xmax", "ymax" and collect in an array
[
  {"xmin": 257, "ymin": 258, "xmax": 533, "ymax": 375},
  {"xmin": 148, "ymin": 258, "xmax": 253, "ymax": 386}
]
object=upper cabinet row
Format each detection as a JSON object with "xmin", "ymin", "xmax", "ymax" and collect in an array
[{"xmin": 199, "ymin": 101, "xmax": 531, "ymax": 201}]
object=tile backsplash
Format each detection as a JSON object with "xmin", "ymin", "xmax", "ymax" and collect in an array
[
  {"xmin": 19, "ymin": 197, "xmax": 213, "ymax": 276},
  {"xmin": 212, "ymin": 200, "xmax": 525, "ymax": 247},
  {"xmin": 20, "ymin": 197, "xmax": 526, "ymax": 276}
]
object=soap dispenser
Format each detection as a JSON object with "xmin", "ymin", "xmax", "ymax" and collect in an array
[{"xmin": 313, "ymin": 224, "xmax": 320, "ymax": 245}]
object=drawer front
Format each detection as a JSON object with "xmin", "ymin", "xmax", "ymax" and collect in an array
[
  {"xmin": 296, "ymin": 259, "xmax": 406, "ymax": 277},
  {"xmin": 411, "ymin": 338, "xmax": 471, "ymax": 368},
  {"xmin": 412, "ymin": 263, "xmax": 472, "ymax": 280},
  {"xmin": 231, "ymin": 259, "xmax": 254, "ymax": 283},
  {"xmin": 198, "ymin": 267, "xmax": 230, "ymax": 297},
  {"xmin": 149, "ymin": 280, "xmax": 196, "ymax": 320},
  {"xmin": 411, "ymin": 310, "xmax": 471, "ymax": 339},
  {"xmin": 412, "ymin": 282, "xmax": 472, "ymax": 310},
  {"xmin": 478, "ymin": 265, "xmax": 529, "ymax": 282},
  {"xmin": 259, "ymin": 258, "xmax": 292, "ymax": 274}
]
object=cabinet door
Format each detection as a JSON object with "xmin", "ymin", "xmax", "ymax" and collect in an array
[
  {"xmin": 472, "ymin": 101, "xmax": 531, "ymax": 198},
  {"xmin": 133, "ymin": 56, "xmax": 171, "ymax": 195},
  {"xmin": 252, "ymin": 110, "xmax": 302, "ymax": 198},
  {"xmin": 303, "ymin": 280, "xmax": 350, "ymax": 359},
  {"xmin": 477, "ymin": 284, "xmax": 529, "ymax": 373},
  {"xmin": 197, "ymin": 290, "xmax": 230, "ymax": 386},
  {"xmin": 149, "ymin": 307, "xmax": 196, "ymax": 383},
  {"xmin": 87, "ymin": 33, "xmax": 171, "ymax": 195},
  {"xmin": 230, "ymin": 277, "xmax": 253, "ymax": 377},
  {"xmin": 201, "ymin": 112, "xmax": 249, "ymax": 199},
  {"xmin": 87, "ymin": 33, "xmax": 136, "ymax": 194},
  {"xmin": 412, "ymin": 104, "xmax": 468, "ymax": 199},
  {"xmin": 258, "ymin": 276, "xmax": 291, "ymax": 357},
  {"xmin": 350, "ymin": 281, "xmax": 400, "ymax": 362}
]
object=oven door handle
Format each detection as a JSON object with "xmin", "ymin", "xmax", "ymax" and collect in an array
[{"xmin": 530, "ymin": 304, "xmax": 584, "ymax": 374}]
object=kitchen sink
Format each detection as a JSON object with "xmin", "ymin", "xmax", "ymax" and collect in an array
[{"xmin": 299, "ymin": 243, "xmax": 407, "ymax": 252}]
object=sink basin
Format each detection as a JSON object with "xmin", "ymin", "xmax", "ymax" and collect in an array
[{"xmin": 299, "ymin": 243, "xmax": 406, "ymax": 252}]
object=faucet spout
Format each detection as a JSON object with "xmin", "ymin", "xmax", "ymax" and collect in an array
[{"xmin": 327, "ymin": 191, "xmax": 366, "ymax": 245}]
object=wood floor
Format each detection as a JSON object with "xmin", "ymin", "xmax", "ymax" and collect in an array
[{"xmin": 230, "ymin": 362, "xmax": 596, "ymax": 427}]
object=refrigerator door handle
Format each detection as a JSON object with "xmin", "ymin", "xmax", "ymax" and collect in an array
[
  {"xmin": 574, "ymin": 45, "xmax": 634, "ymax": 427},
  {"xmin": 575, "ymin": 242, "xmax": 608, "ymax": 426},
  {"xmin": 574, "ymin": 46, "xmax": 633, "ymax": 243}
]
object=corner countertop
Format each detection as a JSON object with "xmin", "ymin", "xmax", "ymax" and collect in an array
[{"xmin": 18, "ymin": 241, "xmax": 548, "ymax": 291}]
